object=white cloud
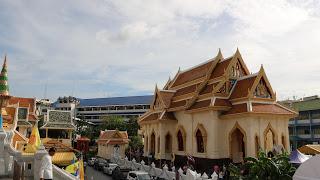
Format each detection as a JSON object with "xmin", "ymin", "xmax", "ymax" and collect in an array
[{"xmin": 0, "ymin": 0, "xmax": 320, "ymax": 100}]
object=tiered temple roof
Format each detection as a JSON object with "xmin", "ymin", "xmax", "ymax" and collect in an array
[
  {"xmin": 97, "ymin": 129, "xmax": 129, "ymax": 145},
  {"xmin": 139, "ymin": 49, "xmax": 296, "ymax": 124},
  {"xmin": 40, "ymin": 110, "xmax": 75, "ymax": 130}
]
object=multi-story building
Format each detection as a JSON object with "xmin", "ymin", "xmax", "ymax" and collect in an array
[
  {"xmin": 281, "ymin": 95, "xmax": 320, "ymax": 149},
  {"xmin": 35, "ymin": 98, "xmax": 53, "ymax": 116},
  {"xmin": 53, "ymin": 95, "xmax": 153, "ymax": 124}
]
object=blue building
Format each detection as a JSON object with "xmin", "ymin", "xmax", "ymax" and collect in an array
[
  {"xmin": 54, "ymin": 95, "xmax": 153, "ymax": 124},
  {"xmin": 281, "ymin": 95, "xmax": 320, "ymax": 149}
]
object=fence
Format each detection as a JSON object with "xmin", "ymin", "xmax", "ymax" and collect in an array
[{"xmin": 110, "ymin": 156, "xmax": 221, "ymax": 180}]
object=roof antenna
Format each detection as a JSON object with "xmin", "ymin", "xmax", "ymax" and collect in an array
[{"xmin": 43, "ymin": 80, "xmax": 48, "ymax": 99}]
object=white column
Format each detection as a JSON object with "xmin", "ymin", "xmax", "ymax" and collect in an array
[
  {"xmin": 34, "ymin": 144, "xmax": 48, "ymax": 180},
  {"xmin": 0, "ymin": 128, "xmax": 7, "ymax": 176}
]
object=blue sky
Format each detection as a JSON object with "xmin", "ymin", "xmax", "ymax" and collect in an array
[{"xmin": 1, "ymin": 0, "xmax": 320, "ymax": 101}]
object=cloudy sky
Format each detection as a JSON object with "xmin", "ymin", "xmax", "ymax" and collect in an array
[{"xmin": 0, "ymin": 0, "xmax": 320, "ymax": 101}]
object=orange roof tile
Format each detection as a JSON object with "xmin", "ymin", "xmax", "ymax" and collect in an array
[
  {"xmin": 199, "ymin": 84, "xmax": 213, "ymax": 95},
  {"xmin": 214, "ymin": 98, "xmax": 232, "ymax": 107},
  {"xmin": 140, "ymin": 112, "xmax": 161, "ymax": 122},
  {"xmin": 99, "ymin": 130, "xmax": 129, "ymax": 140},
  {"xmin": 223, "ymin": 103, "xmax": 248, "ymax": 115},
  {"xmin": 210, "ymin": 57, "xmax": 232, "ymax": 79},
  {"xmin": 171, "ymin": 61, "xmax": 213, "ymax": 87},
  {"xmin": 189, "ymin": 99, "xmax": 211, "ymax": 110},
  {"xmin": 174, "ymin": 83, "xmax": 199, "ymax": 97},
  {"xmin": 158, "ymin": 91, "xmax": 175, "ymax": 107},
  {"xmin": 170, "ymin": 100, "xmax": 187, "ymax": 108},
  {"xmin": 229, "ymin": 75, "xmax": 257, "ymax": 100},
  {"xmin": 9, "ymin": 97, "xmax": 36, "ymax": 112},
  {"xmin": 252, "ymin": 103, "xmax": 294, "ymax": 114}
]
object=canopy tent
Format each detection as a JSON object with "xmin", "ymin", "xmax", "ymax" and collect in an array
[
  {"xmin": 293, "ymin": 155, "xmax": 320, "ymax": 180},
  {"xmin": 290, "ymin": 149, "xmax": 310, "ymax": 164},
  {"xmin": 298, "ymin": 144, "xmax": 320, "ymax": 155}
]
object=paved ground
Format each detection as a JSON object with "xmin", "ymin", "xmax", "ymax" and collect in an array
[{"xmin": 86, "ymin": 166, "xmax": 113, "ymax": 180}]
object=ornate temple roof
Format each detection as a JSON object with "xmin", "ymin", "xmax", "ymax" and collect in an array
[
  {"xmin": 40, "ymin": 110, "xmax": 75, "ymax": 130},
  {"xmin": 98, "ymin": 129, "xmax": 129, "ymax": 144},
  {"xmin": 139, "ymin": 49, "xmax": 297, "ymax": 124}
]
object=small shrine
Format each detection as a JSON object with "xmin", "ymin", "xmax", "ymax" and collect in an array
[{"xmin": 97, "ymin": 129, "xmax": 129, "ymax": 159}]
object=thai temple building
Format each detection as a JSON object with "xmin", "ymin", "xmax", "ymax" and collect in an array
[
  {"xmin": 97, "ymin": 129, "xmax": 129, "ymax": 159},
  {"xmin": 138, "ymin": 49, "xmax": 297, "ymax": 168}
]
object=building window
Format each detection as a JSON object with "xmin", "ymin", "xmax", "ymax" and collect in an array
[
  {"xmin": 298, "ymin": 111, "xmax": 309, "ymax": 120},
  {"xmin": 177, "ymin": 130, "xmax": 184, "ymax": 151},
  {"xmin": 196, "ymin": 129, "xmax": 204, "ymax": 153},
  {"xmin": 255, "ymin": 136, "xmax": 259, "ymax": 156},
  {"xmin": 165, "ymin": 133, "xmax": 172, "ymax": 153},
  {"xmin": 312, "ymin": 110, "xmax": 320, "ymax": 119},
  {"xmin": 18, "ymin": 108, "xmax": 28, "ymax": 120}
]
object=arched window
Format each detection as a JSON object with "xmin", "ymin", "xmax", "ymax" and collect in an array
[
  {"xmin": 157, "ymin": 136, "xmax": 160, "ymax": 153},
  {"xmin": 196, "ymin": 129, "xmax": 204, "ymax": 153},
  {"xmin": 255, "ymin": 136, "xmax": 260, "ymax": 156},
  {"xmin": 177, "ymin": 130, "xmax": 184, "ymax": 151},
  {"xmin": 165, "ymin": 133, "xmax": 172, "ymax": 153}
]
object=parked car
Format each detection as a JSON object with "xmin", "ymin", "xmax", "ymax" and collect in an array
[
  {"xmin": 127, "ymin": 171, "xmax": 151, "ymax": 180},
  {"xmin": 112, "ymin": 166, "xmax": 131, "ymax": 180},
  {"xmin": 103, "ymin": 163, "xmax": 118, "ymax": 175},
  {"xmin": 88, "ymin": 157, "xmax": 96, "ymax": 166},
  {"xmin": 93, "ymin": 158, "xmax": 108, "ymax": 171}
]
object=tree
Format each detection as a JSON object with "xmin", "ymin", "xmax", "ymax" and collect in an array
[
  {"xmin": 101, "ymin": 115, "xmax": 140, "ymax": 137},
  {"xmin": 229, "ymin": 151, "xmax": 296, "ymax": 180},
  {"xmin": 101, "ymin": 115, "xmax": 127, "ymax": 132},
  {"xmin": 129, "ymin": 135, "xmax": 143, "ymax": 150}
]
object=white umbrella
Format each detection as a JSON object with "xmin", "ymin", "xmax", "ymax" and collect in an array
[{"xmin": 293, "ymin": 155, "xmax": 320, "ymax": 180}]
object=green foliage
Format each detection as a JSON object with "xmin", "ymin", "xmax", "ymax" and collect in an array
[
  {"xmin": 101, "ymin": 115, "xmax": 127, "ymax": 131},
  {"xmin": 229, "ymin": 151, "xmax": 296, "ymax": 180},
  {"xmin": 129, "ymin": 135, "xmax": 143, "ymax": 150},
  {"xmin": 101, "ymin": 115, "xmax": 140, "ymax": 137}
]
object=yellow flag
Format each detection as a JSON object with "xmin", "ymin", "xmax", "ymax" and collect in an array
[
  {"xmin": 79, "ymin": 159, "xmax": 85, "ymax": 180},
  {"xmin": 65, "ymin": 161, "xmax": 79, "ymax": 175},
  {"xmin": 24, "ymin": 126, "xmax": 41, "ymax": 153}
]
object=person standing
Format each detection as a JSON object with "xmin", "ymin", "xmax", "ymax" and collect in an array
[{"xmin": 40, "ymin": 147, "xmax": 56, "ymax": 180}]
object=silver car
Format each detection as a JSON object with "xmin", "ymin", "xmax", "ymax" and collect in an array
[{"xmin": 103, "ymin": 163, "xmax": 119, "ymax": 175}]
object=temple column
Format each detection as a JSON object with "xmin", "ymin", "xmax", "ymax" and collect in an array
[
  {"xmin": 45, "ymin": 129, "xmax": 48, "ymax": 138},
  {"xmin": 159, "ymin": 123, "xmax": 165, "ymax": 159}
]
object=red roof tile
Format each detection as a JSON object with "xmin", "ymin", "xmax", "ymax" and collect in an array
[
  {"xmin": 229, "ymin": 76, "xmax": 257, "ymax": 100},
  {"xmin": 9, "ymin": 97, "xmax": 36, "ymax": 112},
  {"xmin": 99, "ymin": 130, "xmax": 128, "ymax": 140},
  {"xmin": 210, "ymin": 57, "xmax": 232, "ymax": 79},
  {"xmin": 223, "ymin": 103, "xmax": 247, "ymax": 115},
  {"xmin": 171, "ymin": 61, "xmax": 213, "ymax": 87},
  {"xmin": 174, "ymin": 83, "xmax": 199, "ymax": 97},
  {"xmin": 214, "ymin": 98, "xmax": 232, "ymax": 107},
  {"xmin": 158, "ymin": 91, "xmax": 175, "ymax": 107},
  {"xmin": 252, "ymin": 103, "xmax": 293, "ymax": 114},
  {"xmin": 189, "ymin": 99, "xmax": 211, "ymax": 110},
  {"xmin": 170, "ymin": 100, "xmax": 187, "ymax": 108}
]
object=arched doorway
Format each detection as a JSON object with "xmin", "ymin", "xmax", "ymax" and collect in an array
[
  {"xmin": 230, "ymin": 128, "xmax": 245, "ymax": 163},
  {"xmin": 196, "ymin": 129, "xmax": 205, "ymax": 153},
  {"xmin": 151, "ymin": 133, "xmax": 155, "ymax": 154},
  {"xmin": 177, "ymin": 130, "xmax": 184, "ymax": 151},
  {"xmin": 165, "ymin": 133, "xmax": 172, "ymax": 154},
  {"xmin": 255, "ymin": 135, "xmax": 260, "ymax": 156}
]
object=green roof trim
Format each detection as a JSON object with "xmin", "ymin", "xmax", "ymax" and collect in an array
[{"xmin": 291, "ymin": 99, "xmax": 320, "ymax": 112}]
